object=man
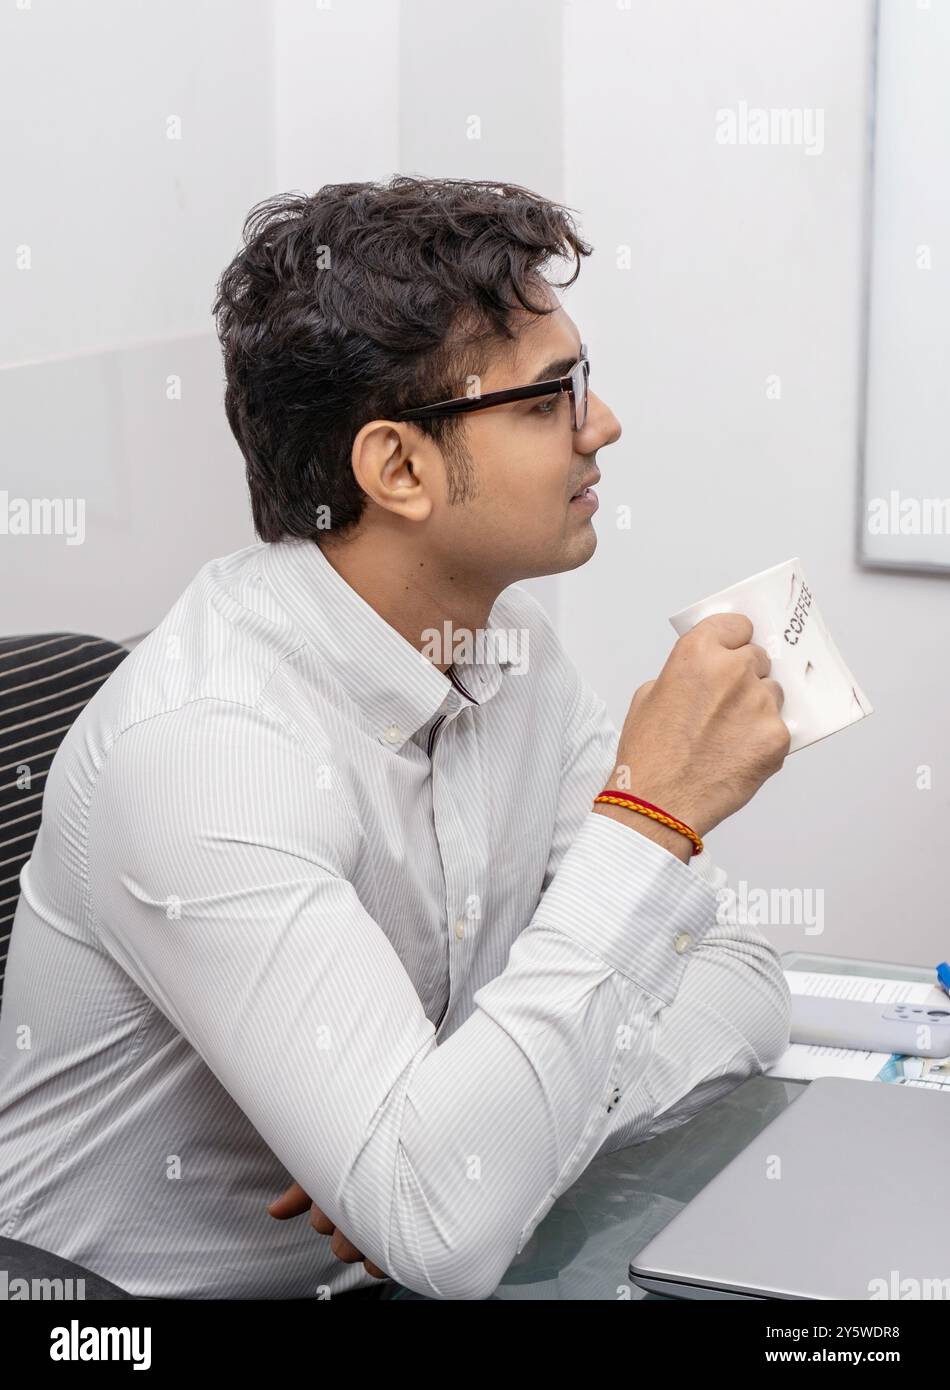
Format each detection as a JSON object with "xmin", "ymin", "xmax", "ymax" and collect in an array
[{"xmin": 0, "ymin": 176, "xmax": 791, "ymax": 1301}]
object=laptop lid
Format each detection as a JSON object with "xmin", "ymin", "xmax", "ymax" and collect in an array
[{"xmin": 628, "ymin": 1076, "xmax": 949, "ymax": 1300}]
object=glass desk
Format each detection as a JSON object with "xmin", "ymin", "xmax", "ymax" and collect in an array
[{"xmin": 385, "ymin": 951, "xmax": 937, "ymax": 1300}]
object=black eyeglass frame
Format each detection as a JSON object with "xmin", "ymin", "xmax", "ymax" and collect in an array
[{"xmin": 396, "ymin": 344, "xmax": 589, "ymax": 431}]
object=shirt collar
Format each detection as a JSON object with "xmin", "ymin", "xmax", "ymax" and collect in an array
[{"xmin": 260, "ymin": 538, "xmax": 510, "ymax": 751}]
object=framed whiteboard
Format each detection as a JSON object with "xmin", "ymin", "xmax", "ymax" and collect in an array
[{"xmin": 859, "ymin": 0, "xmax": 950, "ymax": 573}]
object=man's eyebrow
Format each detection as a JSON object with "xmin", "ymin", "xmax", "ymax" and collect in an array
[{"xmin": 526, "ymin": 345, "xmax": 584, "ymax": 386}]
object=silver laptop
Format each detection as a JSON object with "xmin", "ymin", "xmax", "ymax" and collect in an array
[{"xmin": 628, "ymin": 1076, "xmax": 950, "ymax": 1300}]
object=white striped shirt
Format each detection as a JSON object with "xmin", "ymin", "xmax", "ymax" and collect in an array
[{"xmin": 0, "ymin": 537, "xmax": 791, "ymax": 1300}]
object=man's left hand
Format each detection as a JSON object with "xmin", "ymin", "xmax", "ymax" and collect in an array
[{"xmin": 267, "ymin": 1181, "xmax": 388, "ymax": 1279}]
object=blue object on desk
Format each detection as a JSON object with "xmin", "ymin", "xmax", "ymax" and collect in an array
[{"xmin": 936, "ymin": 962, "xmax": 950, "ymax": 996}]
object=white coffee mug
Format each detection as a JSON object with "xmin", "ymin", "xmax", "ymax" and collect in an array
[{"xmin": 668, "ymin": 558, "xmax": 873, "ymax": 754}]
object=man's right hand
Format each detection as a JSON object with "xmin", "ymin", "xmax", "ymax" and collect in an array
[{"xmin": 606, "ymin": 612, "xmax": 790, "ymax": 841}]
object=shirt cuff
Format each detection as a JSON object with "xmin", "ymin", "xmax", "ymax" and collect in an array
[{"xmin": 532, "ymin": 810, "xmax": 718, "ymax": 1003}]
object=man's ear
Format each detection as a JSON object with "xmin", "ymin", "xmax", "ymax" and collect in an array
[{"xmin": 351, "ymin": 419, "xmax": 434, "ymax": 523}]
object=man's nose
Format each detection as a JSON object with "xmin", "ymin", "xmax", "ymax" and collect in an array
[{"xmin": 583, "ymin": 389, "xmax": 622, "ymax": 447}]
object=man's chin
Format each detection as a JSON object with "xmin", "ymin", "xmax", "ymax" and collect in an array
[
  {"xmin": 563, "ymin": 522, "xmax": 598, "ymax": 571},
  {"xmin": 518, "ymin": 524, "xmax": 598, "ymax": 581}
]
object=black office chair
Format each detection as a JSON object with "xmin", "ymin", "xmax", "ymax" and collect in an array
[{"xmin": 0, "ymin": 632, "xmax": 138, "ymax": 1299}]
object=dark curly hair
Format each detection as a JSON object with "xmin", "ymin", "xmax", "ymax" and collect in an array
[{"xmin": 212, "ymin": 176, "xmax": 592, "ymax": 542}]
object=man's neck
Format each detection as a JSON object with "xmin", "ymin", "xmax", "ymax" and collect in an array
[{"xmin": 317, "ymin": 532, "xmax": 501, "ymax": 676}]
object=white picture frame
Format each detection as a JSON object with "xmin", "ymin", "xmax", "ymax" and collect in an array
[{"xmin": 858, "ymin": 0, "xmax": 950, "ymax": 574}]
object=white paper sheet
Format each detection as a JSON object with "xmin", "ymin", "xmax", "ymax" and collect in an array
[
  {"xmin": 767, "ymin": 1044, "xmax": 892, "ymax": 1083},
  {"xmin": 783, "ymin": 971, "xmax": 941, "ymax": 1006}
]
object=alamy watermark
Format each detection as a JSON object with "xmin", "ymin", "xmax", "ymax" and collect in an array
[
  {"xmin": 716, "ymin": 101, "xmax": 825, "ymax": 156},
  {"xmin": 420, "ymin": 622, "xmax": 529, "ymax": 674},
  {"xmin": 868, "ymin": 1270, "xmax": 950, "ymax": 1300},
  {"xmin": 716, "ymin": 879, "xmax": 824, "ymax": 935},
  {"xmin": 49, "ymin": 1320, "xmax": 151, "ymax": 1369},
  {"xmin": 867, "ymin": 490, "xmax": 950, "ymax": 536},
  {"xmin": 1, "ymin": 1268, "xmax": 85, "ymax": 1299},
  {"xmin": 0, "ymin": 491, "xmax": 85, "ymax": 545}
]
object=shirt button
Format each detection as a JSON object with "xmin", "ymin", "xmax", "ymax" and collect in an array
[
  {"xmin": 674, "ymin": 932, "xmax": 693, "ymax": 955},
  {"xmin": 454, "ymin": 919, "xmax": 465, "ymax": 940},
  {"xmin": 384, "ymin": 724, "xmax": 401, "ymax": 744}
]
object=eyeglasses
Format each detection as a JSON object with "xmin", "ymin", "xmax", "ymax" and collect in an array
[{"xmin": 396, "ymin": 344, "xmax": 590, "ymax": 432}]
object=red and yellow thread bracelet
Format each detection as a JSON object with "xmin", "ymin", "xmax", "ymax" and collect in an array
[{"xmin": 592, "ymin": 791, "xmax": 704, "ymax": 857}]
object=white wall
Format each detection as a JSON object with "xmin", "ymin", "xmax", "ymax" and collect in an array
[
  {"xmin": 1, "ymin": 0, "xmax": 270, "ymax": 640},
  {"xmin": 275, "ymin": 0, "xmax": 400, "ymax": 190}
]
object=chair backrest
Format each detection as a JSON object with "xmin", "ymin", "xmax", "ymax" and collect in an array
[{"xmin": 0, "ymin": 634, "xmax": 129, "ymax": 1012}]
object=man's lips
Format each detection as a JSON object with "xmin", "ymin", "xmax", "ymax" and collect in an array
[{"xmin": 570, "ymin": 469, "xmax": 601, "ymax": 500}]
